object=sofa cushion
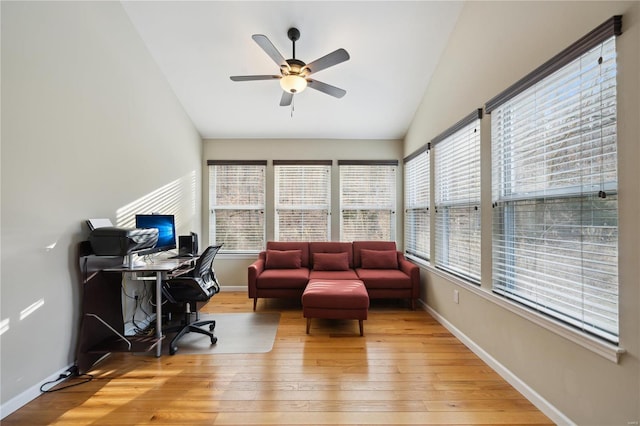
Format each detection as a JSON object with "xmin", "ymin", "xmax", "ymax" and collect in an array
[
  {"xmin": 265, "ymin": 249, "xmax": 302, "ymax": 269},
  {"xmin": 353, "ymin": 241, "xmax": 397, "ymax": 268},
  {"xmin": 309, "ymin": 269, "xmax": 360, "ymax": 280},
  {"xmin": 266, "ymin": 241, "xmax": 310, "ymax": 267},
  {"xmin": 360, "ymin": 249, "xmax": 398, "ymax": 269},
  {"xmin": 303, "ymin": 279, "xmax": 369, "ymax": 310},
  {"xmin": 257, "ymin": 268, "xmax": 310, "ymax": 289},
  {"xmin": 309, "ymin": 242, "xmax": 354, "ymax": 268},
  {"xmin": 313, "ymin": 252, "xmax": 350, "ymax": 271},
  {"xmin": 355, "ymin": 268, "xmax": 412, "ymax": 289}
]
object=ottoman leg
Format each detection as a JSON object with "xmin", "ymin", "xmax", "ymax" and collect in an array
[
  {"xmin": 359, "ymin": 320, "xmax": 364, "ymax": 336},
  {"xmin": 306, "ymin": 318, "xmax": 311, "ymax": 334}
]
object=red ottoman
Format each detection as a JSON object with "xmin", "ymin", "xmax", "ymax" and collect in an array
[{"xmin": 302, "ymin": 279, "xmax": 369, "ymax": 336}]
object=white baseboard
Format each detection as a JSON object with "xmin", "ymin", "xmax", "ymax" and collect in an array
[
  {"xmin": 419, "ymin": 300, "xmax": 575, "ymax": 426},
  {"xmin": 0, "ymin": 363, "xmax": 76, "ymax": 420}
]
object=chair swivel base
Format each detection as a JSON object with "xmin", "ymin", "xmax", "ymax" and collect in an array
[{"xmin": 165, "ymin": 319, "xmax": 217, "ymax": 355}]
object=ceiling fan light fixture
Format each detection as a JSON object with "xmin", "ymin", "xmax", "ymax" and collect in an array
[{"xmin": 280, "ymin": 74, "xmax": 307, "ymax": 94}]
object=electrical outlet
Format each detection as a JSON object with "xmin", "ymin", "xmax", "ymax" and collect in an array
[{"xmin": 453, "ymin": 289, "xmax": 459, "ymax": 304}]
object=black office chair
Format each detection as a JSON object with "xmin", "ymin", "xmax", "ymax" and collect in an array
[{"xmin": 162, "ymin": 244, "xmax": 222, "ymax": 355}]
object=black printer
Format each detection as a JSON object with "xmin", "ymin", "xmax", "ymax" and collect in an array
[{"xmin": 89, "ymin": 227, "xmax": 159, "ymax": 256}]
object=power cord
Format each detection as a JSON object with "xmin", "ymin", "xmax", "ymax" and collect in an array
[{"xmin": 39, "ymin": 365, "xmax": 93, "ymax": 393}]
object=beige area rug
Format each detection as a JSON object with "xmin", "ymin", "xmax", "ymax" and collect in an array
[{"xmin": 162, "ymin": 312, "xmax": 280, "ymax": 355}]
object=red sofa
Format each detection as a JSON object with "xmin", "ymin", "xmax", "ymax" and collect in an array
[{"xmin": 248, "ymin": 241, "xmax": 420, "ymax": 310}]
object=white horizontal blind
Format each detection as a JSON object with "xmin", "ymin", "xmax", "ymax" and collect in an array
[
  {"xmin": 491, "ymin": 36, "xmax": 619, "ymax": 343},
  {"xmin": 339, "ymin": 162, "xmax": 397, "ymax": 241},
  {"xmin": 434, "ymin": 117, "xmax": 481, "ymax": 282},
  {"xmin": 404, "ymin": 148, "xmax": 430, "ymax": 260},
  {"xmin": 208, "ymin": 162, "xmax": 266, "ymax": 252},
  {"xmin": 275, "ymin": 163, "xmax": 331, "ymax": 241}
]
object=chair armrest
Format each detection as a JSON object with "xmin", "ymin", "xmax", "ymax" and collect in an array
[{"xmin": 248, "ymin": 257, "xmax": 265, "ymax": 298}]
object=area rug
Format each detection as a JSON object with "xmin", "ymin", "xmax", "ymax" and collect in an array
[{"xmin": 162, "ymin": 312, "xmax": 280, "ymax": 355}]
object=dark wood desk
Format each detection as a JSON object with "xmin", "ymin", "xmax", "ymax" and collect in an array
[{"xmin": 77, "ymin": 244, "xmax": 196, "ymax": 373}]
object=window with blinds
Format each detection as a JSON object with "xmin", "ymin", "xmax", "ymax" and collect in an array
[
  {"xmin": 274, "ymin": 161, "xmax": 331, "ymax": 241},
  {"xmin": 433, "ymin": 110, "xmax": 482, "ymax": 282},
  {"xmin": 208, "ymin": 161, "xmax": 266, "ymax": 252},
  {"xmin": 339, "ymin": 161, "xmax": 397, "ymax": 241},
  {"xmin": 404, "ymin": 148, "xmax": 430, "ymax": 261},
  {"xmin": 489, "ymin": 17, "xmax": 621, "ymax": 343}
]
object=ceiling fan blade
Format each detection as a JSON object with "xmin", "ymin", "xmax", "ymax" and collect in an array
[
  {"xmin": 280, "ymin": 91, "xmax": 293, "ymax": 107},
  {"xmin": 307, "ymin": 79, "xmax": 346, "ymax": 98},
  {"xmin": 252, "ymin": 34, "xmax": 287, "ymax": 67},
  {"xmin": 304, "ymin": 48, "xmax": 350, "ymax": 74},
  {"xmin": 230, "ymin": 75, "xmax": 280, "ymax": 81}
]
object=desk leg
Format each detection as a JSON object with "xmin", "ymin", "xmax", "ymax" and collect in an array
[{"xmin": 155, "ymin": 272, "xmax": 164, "ymax": 357}]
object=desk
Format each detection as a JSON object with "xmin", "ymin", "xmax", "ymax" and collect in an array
[
  {"xmin": 76, "ymin": 243, "xmax": 196, "ymax": 373},
  {"xmin": 104, "ymin": 257, "xmax": 195, "ymax": 357}
]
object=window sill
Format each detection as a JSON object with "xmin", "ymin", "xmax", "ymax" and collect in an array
[{"xmin": 420, "ymin": 263, "xmax": 626, "ymax": 364}]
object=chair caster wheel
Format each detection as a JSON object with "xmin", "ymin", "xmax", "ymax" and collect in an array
[
  {"xmin": 209, "ymin": 323, "xmax": 215, "ymax": 331},
  {"xmin": 211, "ymin": 336, "xmax": 218, "ymax": 345},
  {"xmin": 170, "ymin": 347, "xmax": 178, "ymax": 355}
]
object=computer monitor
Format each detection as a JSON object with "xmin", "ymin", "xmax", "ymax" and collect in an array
[{"xmin": 135, "ymin": 214, "xmax": 176, "ymax": 255}]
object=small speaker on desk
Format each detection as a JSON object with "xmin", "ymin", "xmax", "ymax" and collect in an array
[{"xmin": 178, "ymin": 232, "xmax": 198, "ymax": 256}]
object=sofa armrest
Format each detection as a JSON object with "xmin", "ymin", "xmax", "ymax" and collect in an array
[
  {"xmin": 248, "ymin": 256, "xmax": 265, "ymax": 298},
  {"xmin": 397, "ymin": 253, "xmax": 420, "ymax": 299}
]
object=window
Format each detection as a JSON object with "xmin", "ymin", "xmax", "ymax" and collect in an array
[
  {"xmin": 208, "ymin": 161, "xmax": 266, "ymax": 252},
  {"xmin": 433, "ymin": 110, "xmax": 482, "ymax": 282},
  {"xmin": 404, "ymin": 147, "xmax": 430, "ymax": 261},
  {"xmin": 339, "ymin": 161, "xmax": 397, "ymax": 241},
  {"xmin": 274, "ymin": 161, "xmax": 331, "ymax": 241},
  {"xmin": 487, "ymin": 17, "xmax": 621, "ymax": 343}
]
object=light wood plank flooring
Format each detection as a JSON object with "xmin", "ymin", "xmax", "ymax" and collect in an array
[{"xmin": 3, "ymin": 292, "xmax": 553, "ymax": 425}]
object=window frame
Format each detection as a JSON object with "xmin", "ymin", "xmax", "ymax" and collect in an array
[
  {"xmin": 274, "ymin": 160, "xmax": 332, "ymax": 242},
  {"xmin": 432, "ymin": 110, "xmax": 483, "ymax": 283},
  {"xmin": 487, "ymin": 16, "xmax": 622, "ymax": 344},
  {"xmin": 338, "ymin": 160, "xmax": 398, "ymax": 242},
  {"xmin": 207, "ymin": 160, "xmax": 267, "ymax": 254},
  {"xmin": 403, "ymin": 146, "xmax": 431, "ymax": 262}
]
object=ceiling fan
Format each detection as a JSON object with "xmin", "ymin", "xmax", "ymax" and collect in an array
[{"xmin": 230, "ymin": 28, "xmax": 350, "ymax": 107}]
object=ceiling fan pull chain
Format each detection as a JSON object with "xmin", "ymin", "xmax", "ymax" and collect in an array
[{"xmin": 291, "ymin": 97, "xmax": 295, "ymax": 118}]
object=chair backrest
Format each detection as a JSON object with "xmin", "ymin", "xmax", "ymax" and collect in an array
[{"xmin": 194, "ymin": 244, "xmax": 223, "ymax": 284}]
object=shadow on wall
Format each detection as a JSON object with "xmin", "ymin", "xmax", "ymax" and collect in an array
[{"xmin": 115, "ymin": 170, "xmax": 198, "ymax": 230}]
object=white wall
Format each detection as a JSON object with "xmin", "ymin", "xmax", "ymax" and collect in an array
[
  {"xmin": 202, "ymin": 138, "xmax": 403, "ymax": 287},
  {"xmin": 0, "ymin": 1, "xmax": 202, "ymax": 414},
  {"xmin": 404, "ymin": 1, "xmax": 639, "ymax": 425}
]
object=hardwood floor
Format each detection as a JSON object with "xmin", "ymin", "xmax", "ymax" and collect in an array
[{"xmin": 4, "ymin": 292, "xmax": 553, "ymax": 425}]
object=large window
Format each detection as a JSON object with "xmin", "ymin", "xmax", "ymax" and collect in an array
[
  {"xmin": 404, "ymin": 147, "xmax": 430, "ymax": 261},
  {"xmin": 433, "ymin": 110, "xmax": 482, "ymax": 282},
  {"xmin": 339, "ymin": 160, "xmax": 397, "ymax": 241},
  {"xmin": 487, "ymin": 17, "xmax": 621, "ymax": 343},
  {"xmin": 208, "ymin": 160, "xmax": 266, "ymax": 252},
  {"xmin": 274, "ymin": 160, "xmax": 331, "ymax": 241}
]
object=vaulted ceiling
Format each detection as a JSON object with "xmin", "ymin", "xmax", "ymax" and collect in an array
[{"xmin": 122, "ymin": 1, "xmax": 463, "ymax": 140}]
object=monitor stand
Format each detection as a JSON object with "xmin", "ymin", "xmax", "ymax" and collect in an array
[{"xmin": 124, "ymin": 253, "xmax": 147, "ymax": 268}]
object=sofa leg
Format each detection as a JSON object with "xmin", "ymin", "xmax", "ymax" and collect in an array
[
  {"xmin": 359, "ymin": 320, "xmax": 364, "ymax": 336},
  {"xmin": 253, "ymin": 298, "xmax": 257, "ymax": 311},
  {"xmin": 306, "ymin": 318, "xmax": 311, "ymax": 334},
  {"xmin": 410, "ymin": 298, "xmax": 416, "ymax": 310}
]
